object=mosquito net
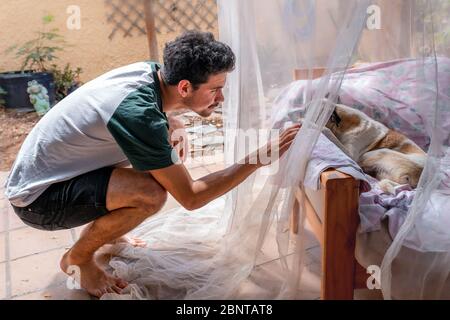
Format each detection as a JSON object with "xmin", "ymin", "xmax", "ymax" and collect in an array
[{"xmin": 103, "ymin": 0, "xmax": 449, "ymax": 299}]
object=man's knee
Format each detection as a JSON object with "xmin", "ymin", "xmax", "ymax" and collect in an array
[
  {"xmin": 149, "ymin": 184, "xmax": 168, "ymax": 212},
  {"xmin": 135, "ymin": 177, "xmax": 168, "ymax": 215},
  {"xmin": 106, "ymin": 168, "xmax": 168, "ymax": 213}
]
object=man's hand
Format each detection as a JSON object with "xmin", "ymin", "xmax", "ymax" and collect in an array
[
  {"xmin": 245, "ymin": 123, "xmax": 302, "ymax": 167},
  {"xmin": 168, "ymin": 115, "xmax": 189, "ymax": 162}
]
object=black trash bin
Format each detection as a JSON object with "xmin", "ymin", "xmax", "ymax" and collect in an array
[{"xmin": 0, "ymin": 71, "xmax": 55, "ymax": 110}]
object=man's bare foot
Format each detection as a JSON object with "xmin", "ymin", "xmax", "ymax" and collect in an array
[
  {"xmin": 109, "ymin": 235, "xmax": 147, "ymax": 247},
  {"xmin": 60, "ymin": 250, "xmax": 128, "ymax": 298}
]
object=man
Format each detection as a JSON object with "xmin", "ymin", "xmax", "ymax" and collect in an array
[{"xmin": 4, "ymin": 31, "xmax": 300, "ymax": 297}]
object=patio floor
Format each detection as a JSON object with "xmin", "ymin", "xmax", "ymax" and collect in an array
[{"xmin": 0, "ymin": 153, "xmax": 380, "ymax": 300}]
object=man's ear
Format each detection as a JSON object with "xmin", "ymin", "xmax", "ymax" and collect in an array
[{"xmin": 177, "ymin": 80, "xmax": 192, "ymax": 98}]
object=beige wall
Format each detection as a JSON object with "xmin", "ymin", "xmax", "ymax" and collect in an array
[
  {"xmin": 358, "ymin": 0, "xmax": 413, "ymax": 62},
  {"xmin": 0, "ymin": 0, "xmax": 217, "ymax": 82}
]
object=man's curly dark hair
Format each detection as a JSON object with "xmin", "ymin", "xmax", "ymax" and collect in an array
[{"xmin": 161, "ymin": 31, "xmax": 235, "ymax": 89}]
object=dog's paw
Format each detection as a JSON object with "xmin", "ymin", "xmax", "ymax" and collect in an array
[{"xmin": 378, "ymin": 179, "xmax": 400, "ymax": 194}]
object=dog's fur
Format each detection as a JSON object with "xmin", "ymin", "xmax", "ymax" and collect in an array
[{"xmin": 324, "ymin": 104, "xmax": 426, "ymax": 193}]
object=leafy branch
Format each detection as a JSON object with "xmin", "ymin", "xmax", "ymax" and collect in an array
[{"xmin": 6, "ymin": 14, "xmax": 66, "ymax": 72}]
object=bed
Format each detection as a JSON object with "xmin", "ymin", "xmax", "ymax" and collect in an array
[{"xmin": 289, "ymin": 58, "xmax": 450, "ymax": 299}]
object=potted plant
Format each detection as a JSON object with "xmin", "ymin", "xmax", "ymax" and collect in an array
[
  {"xmin": 0, "ymin": 14, "xmax": 83, "ymax": 112},
  {"xmin": 0, "ymin": 14, "xmax": 60, "ymax": 110},
  {"xmin": 50, "ymin": 63, "xmax": 83, "ymax": 101}
]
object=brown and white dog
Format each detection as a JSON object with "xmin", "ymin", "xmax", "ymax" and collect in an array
[{"xmin": 323, "ymin": 104, "xmax": 427, "ymax": 193}]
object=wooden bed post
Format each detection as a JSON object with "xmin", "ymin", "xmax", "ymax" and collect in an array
[
  {"xmin": 143, "ymin": 0, "xmax": 159, "ymax": 61},
  {"xmin": 320, "ymin": 171, "xmax": 360, "ymax": 299},
  {"xmin": 293, "ymin": 170, "xmax": 366, "ymax": 299}
]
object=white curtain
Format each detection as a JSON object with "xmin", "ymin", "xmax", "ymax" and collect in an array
[
  {"xmin": 103, "ymin": 0, "xmax": 449, "ymax": 300},
  {"xmin": 379, "ymin": 0, "xmax": 450, "ymax": 299}
]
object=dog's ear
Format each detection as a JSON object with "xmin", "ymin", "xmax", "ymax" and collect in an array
[
  {"xmin": 324, "ymin": 92, "xmax": 341, "ymax": 104},
  {"xmin": 323, "ymin": 93, "xmax": 342, "ymax": 127},
  {"xmin": 330, "ymin": 109, "xmax": 342, "ymax": 127}
]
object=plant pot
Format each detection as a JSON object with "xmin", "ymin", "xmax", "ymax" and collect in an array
[
  {"xmin": 0, "ymin": 71, "xmax": 55, "ymax": 110},
  {"xmin": 67, "ymin": 83, "xmax": 80, "ymax": 95}
]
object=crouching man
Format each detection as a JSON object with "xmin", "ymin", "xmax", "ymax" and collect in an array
[{"xmin": 4, "ymin": 31, "xmax": 300, "ymax": 298}]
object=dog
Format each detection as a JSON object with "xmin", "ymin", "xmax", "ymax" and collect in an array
[{"xmin": 324, "ymin": 103, "xmax": 427, "ymax": 193}]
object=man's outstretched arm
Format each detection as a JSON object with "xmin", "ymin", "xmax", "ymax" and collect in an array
[{"xmin": 149, "ymin": 124, "xmax": 300, "ymax": 210}]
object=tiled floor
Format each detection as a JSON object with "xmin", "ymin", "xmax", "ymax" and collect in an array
[{"xmin": 0, "ymin": 157, "xmax": 331, "ymax": 300}]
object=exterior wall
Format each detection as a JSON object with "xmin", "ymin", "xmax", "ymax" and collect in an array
[{"xmin": 0, "ymin": 0, "xmax": 217, "ymax": 82}]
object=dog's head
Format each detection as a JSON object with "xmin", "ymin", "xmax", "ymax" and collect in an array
[{"xmin": 325, "ymin": 104, "xmax": 363, "ymax": 139}]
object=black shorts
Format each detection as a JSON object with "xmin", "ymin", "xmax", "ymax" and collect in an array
[{"xmin": 12, "ymin": 167, "xmax": 115, "ymax": 231}]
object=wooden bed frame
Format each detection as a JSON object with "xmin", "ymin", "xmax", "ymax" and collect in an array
[
  {"xmin": 291, "ymin": 69, "xmax": 368, "ymax": 299},
  {"xmin": 291, "ymin": 170, "xmax": 368, "ymax": 299}
]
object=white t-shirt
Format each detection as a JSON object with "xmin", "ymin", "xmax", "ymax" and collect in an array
[{"xmin": 5, "ymin": 61, "xmax": 176, "ymax": 207}]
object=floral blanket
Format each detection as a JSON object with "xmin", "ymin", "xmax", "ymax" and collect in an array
[
  {"xmin": 276, "ymin": 57, "xmax": 450, "ymax": 248},
  {"xmin": 281, "ymin": 57, "xmax": 450, "ymax": 151}
]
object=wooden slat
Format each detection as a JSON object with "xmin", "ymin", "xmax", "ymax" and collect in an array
[
  {"xmin": 293, "ymin": 68, "xmax": 326, "ymax": 81},
  {"xmin": 294, "ymin": 188, "xmax": 324, "ymax": 246},
  {"xmin": 304, "ymin": 196, "xmax": 324, "ymax": 246},
  {"xmin": 354, "ymin": 261, "xmax": 369, "ymax": 289},
  {"xmin": 321, "ymin": 171, "xmax": 360, "ymax": 300},
  {"xmin": 143, "ymin": 0, "xmax": 159, "ymax": 61},
  {"xmin": 290, "ymin": 196, "xmax": 300, "ymax": 235}
]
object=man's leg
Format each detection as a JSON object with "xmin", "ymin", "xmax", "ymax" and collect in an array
[
  {"xmin": 60, "ymin": 168, "xmax": 167, "ymax": 298},
  {"xmin": 78, "ymin": 222, "xmax": 147, "ymax": 247}
]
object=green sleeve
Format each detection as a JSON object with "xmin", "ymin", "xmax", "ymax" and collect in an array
[{"xmin": 107, "ymin": 85, "xmax": 178, "ymax": 171}]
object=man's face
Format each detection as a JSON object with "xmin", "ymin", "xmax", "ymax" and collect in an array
[{"xmin": 182, "ymin": 72, "xmax": 227, "ymax": 117}]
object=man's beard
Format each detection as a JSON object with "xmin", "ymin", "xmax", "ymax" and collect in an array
[
  {"xmin": 197, "ymin": 109, "xmax": 214, "ymax": 117},
  {"xmin": 197, "ymin": 103, "xmax": 219, "ymax": 117}
]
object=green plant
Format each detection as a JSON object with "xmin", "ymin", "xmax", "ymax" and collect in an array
[
  {"xmin": 0, "ymin": 86, "xmax": 7, "ymax": 106},
  {"xmin": 50, "ymin": 63, "xmax": 83, "ymax": 101},
  {"xmin": 6, "ymin": 14, "xmax": 65, "ymax": 72},
  {"xmin": 6, "ymin": 14, "xmax": 83, "ymax": 100}
]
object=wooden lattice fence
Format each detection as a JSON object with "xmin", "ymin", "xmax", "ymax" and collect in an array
[{"xmin": 105, "ymin": 0, "xmax": 218, "ymax": 40}]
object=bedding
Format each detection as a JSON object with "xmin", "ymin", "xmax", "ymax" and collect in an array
[
  {"xmin": 274, "ymin": 57, "xmax": 450, "ymax": 251},
  {"xmin": 301, "ymin": 131, "xmax": 420, "ymax": 248}
]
